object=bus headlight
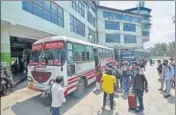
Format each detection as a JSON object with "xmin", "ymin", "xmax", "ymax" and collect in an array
[{"xmin": 28, "ymin": 76, "xmax": 32, "ymax": 81}]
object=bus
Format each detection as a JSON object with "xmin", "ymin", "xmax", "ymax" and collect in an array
[
  {"xmin": 120, "ymin": 49, "xmax": 150, "ymax": 60},
  {"xmin": 28, "ymin": 36, "xmax": 115, "ymax": 97}
]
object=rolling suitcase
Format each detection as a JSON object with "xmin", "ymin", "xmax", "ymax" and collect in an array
[{"xmin": 128, "ymin": 93, "xmax": 137, "ymax": 110}]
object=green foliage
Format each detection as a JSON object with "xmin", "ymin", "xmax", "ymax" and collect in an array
[{"xmin": 149, "ymin": 41, "xmax": 175, "ymax": 56}]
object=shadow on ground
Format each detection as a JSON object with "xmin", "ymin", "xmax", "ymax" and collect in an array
[
  {"xmin": 11, "ymin": 83, "xmax": 96, "ymax": 115},
  {"xmin": 128, "ymin": 109, "xmax": 145, "ymax": 115},
  {"xmin": 97, "ymin": 109, "xmax": 118, "ymax": 115},
  {"xmin": 166, "ymin": 94, "xmax": 175, "ymax": 104}
]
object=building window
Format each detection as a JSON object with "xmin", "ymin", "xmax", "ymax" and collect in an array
[
  {"xmin": 103, "ymin": 11, "xmax": 109, "ymax": 18},
  {"xmin": 72, "ymin": 1, "xmax": 85, "ymax": 17},
  {"xmin": 115, "ymin": 13, "xmax": 123, "ymax": 20},
  {"xmin": 22, "ymin": 1, "xmax": 64, "ymax": 27},
  {"xmin": 123, "ymin": 15, "xmax": 133, "ymax": 22},
  {"xmin": 133, "ymin": 17, "xmax": 142, "ymax": 23},
  {"xmin": 22, "ymin": 1, "xmax": 34, "ymax": 13},
  {"xmin": 43, "ymin": 10, "xmax": 51, "ymax": 21},
  {"xmin": 90, "ymin": 2, "xmax": 96, "ymax": 13},
  {"xmin": 105, "ymin": 34, "xmax": 120, "ymax": 43},
  {"xmin": 142, "ymin": 31, "xmax": 150, "ymax": 37},
  {"xmin": 70, "ymin": 15, "xmax": 85, "ymax": 37},
  {"xmin": 123, "ymin": 23, "xmax": 136, "ymax": 32},
  {"xmin": 87, "ymin": 11, "xmax": 95, "ymax": 27},
  {"xmin": 88, "ymin": 28, "xmax": 96, "ymax": 42},
  {"xmin": 124, "ymin": 35, "xmax": 137, "ymax": 43},
  {"xmin": 34, "ymin": 4, "xmax": 43, "ymax": 18},
  {"xmin": 103, "ymin": 11, "xmax": 115, "ymax": 19},
  {"xmin": 105, "ymin": 21, "xmax": 120, "ymax": 30}
]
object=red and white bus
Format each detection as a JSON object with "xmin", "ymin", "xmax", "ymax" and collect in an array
[{"xmin": 28, "ymin": 36, "xmax": 115, "ymax": 97}]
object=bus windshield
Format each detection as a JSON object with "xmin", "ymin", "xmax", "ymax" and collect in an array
[
  {"xmin": 43, "ymin": 49, "xmax": 65, "ymax": 65},
  {"xmin": 30, "ymin": 41, "xmax": 66, "ymax": 65},
  {"xmin": 30, "ymin": 50, "xmax": 42, "ymax": 62}
]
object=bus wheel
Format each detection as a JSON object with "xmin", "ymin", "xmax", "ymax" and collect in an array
[{"xmin": 73, "ymin": 78, "xmax": 85, "ymax": 98}]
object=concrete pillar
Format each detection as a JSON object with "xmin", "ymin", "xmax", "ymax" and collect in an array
[{"xmin": 1, "ymin": 24, "xmax": 11, "ymax": 67}]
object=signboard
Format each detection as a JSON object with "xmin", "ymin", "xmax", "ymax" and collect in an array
[{"xmin": 43, "ymin": 41, "xmax": 65, "ymax": 50}]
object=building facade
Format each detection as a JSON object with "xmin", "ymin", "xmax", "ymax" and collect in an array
[
  {"xmin": 1, "ymin": 1, "xmax": 151, "ymax": 67},
  {"xmin": 124, "ymin": 7, "xmax": 152, "ymax": 43},
  {"xmin": 1, "ymin": 1, "xmax": 97, "ymax": 66},
  {"xmin": 97, "ymin": 6, "xmax": 151, "ymax": 58},
  {"xmin": 97, "ymin": 6, "xmax": 144, "ymax": 49}
]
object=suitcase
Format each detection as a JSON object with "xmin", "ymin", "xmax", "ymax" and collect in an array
[{"xmin": 128, "ymin": 93, "xmax": 137, "ymax": 110}]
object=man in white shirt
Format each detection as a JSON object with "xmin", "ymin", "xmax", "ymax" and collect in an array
[
  {"xmin": 163, "ymin": 60, "xmax": 173, "ymax": 98},
  {"xmin": 51, "ymin": 76, "xmax": 66, "ymax": 115}
]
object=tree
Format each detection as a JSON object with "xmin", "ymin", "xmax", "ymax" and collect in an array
[
  {"xmin": 168, "ymin": 41, "xmax": 175, "ymax": 53},
  {"xmin": 149, "ymin": 43, "xmax": 168, "ymax": 56}
]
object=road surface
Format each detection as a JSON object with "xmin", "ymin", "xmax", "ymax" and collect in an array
[{"xmin": 1, "ymin": 64, "xmax": 175, "ymax": 115}]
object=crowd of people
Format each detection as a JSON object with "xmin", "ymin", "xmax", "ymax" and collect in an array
[
  {"xmin": 49, "ymin": 59, "xmax": 148, "ymax": 115},
  {"xmin": 99, "ymin": 59, "xmax": 148, "ymax": 113},
  {"xmin": 157, "ymin": 57, "xmax": 175, "ymax": 98}
]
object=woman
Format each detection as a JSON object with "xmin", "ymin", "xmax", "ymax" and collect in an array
[{"xmin": 96, "ymin": 65, "xmax": 102, "ymax": 90}]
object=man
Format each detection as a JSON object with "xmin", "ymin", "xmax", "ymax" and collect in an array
[
  {"xmin": 101, "ymin": 68, "xmax": 117, "ymax": 111},
  {"xmin": 170, "ymin": 61, "xmax": 175, "ymax": 87},
  {"xmin": 157, "ymin": 60, "xmax": 164, "ymax": 91},
  {"xmin": 117, "ymin": 65, "xmax": 123, "ymax": 90},
  {"xmin": 133, "ymin": 69, "xmax": 148, "ymax": 112},
  {"xmin": 157, "ymin": 60, "xmax": 163, "ymax": 78},
  {"xmin": 163, "ymin": 60, "xmax": 173, "ymax": 98},
  {"xmin": 51, "ymin": 76, "xmax": 66, "ymax": 115},
  {"xmin": 122, "ymin": 62, "xmax": 130, "ymax": 94},
  {"xmin": 149, "ymin": 58, "xmax": 152, "ymax": 66}
]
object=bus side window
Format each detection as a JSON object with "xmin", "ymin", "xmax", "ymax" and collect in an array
[
  {"xmin": 85, "ymin": 46, "xmax": 92, "ymax": 61},
  {"xmin": 73, "ymin": 43, "xmax": 84, "ymax": 62},
  {"xmin": 67, "ymin": 42, "xmax": 75, "ymax": 76}
]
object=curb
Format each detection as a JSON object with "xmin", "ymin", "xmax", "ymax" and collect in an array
[{"xmin": 14, "ymin": 77, "xmax": 27, "ymax": 87}]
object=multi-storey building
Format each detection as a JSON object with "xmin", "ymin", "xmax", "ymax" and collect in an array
[
  {"xmin": 97, "ymin": 6, "xmax": 145, "ymax": 57},
  {"xmin": 1, "ymin": 1, "xmax": 151, "ymax": 68},
  {"xmin": 124, "ymin": 6, "xmax": 152, "ymax": 43}
]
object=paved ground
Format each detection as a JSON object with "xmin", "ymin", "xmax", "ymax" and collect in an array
[{"xmin": 1, "ymin": 64, "xmax": 175, "ymax": 115}]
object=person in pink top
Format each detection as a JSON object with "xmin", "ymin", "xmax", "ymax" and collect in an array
[{"xmin": 96, "ymin": 65, "xmax": 103, "ymax": 90}]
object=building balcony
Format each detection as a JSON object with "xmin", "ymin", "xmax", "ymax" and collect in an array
[
  {"xmin": 142, "ymin": 20, "xmax": 151, "ymax": 25},
  {"xmin": 143, "ymin": 36, "xmax": 150, "ymax": 42},
  {"xmin": 142, "ymin": 27, "xmax": 150, "ymax": 31},
  {"xmin": 143, "ymin": 14, "xmax": 152, "ymax": 18}
]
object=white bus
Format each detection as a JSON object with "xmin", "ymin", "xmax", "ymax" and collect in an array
[{"xmin": 28, "ymin": 36, "xmax": 115, "ymax": 97}]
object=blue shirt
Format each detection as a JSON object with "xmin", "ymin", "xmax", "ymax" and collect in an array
[{"xmin": 163, "ymin": 66, "xmax": 172, "ymax": 80}]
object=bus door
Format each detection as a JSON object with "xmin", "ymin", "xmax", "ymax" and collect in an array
[{"xmin": 93, "ymin": 48, "xmax": 99, "ymax": 70}]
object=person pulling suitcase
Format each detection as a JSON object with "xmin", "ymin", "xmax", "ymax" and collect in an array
[{"xmin": 132, "ymin": 69, "xmax": 148, "ymax": 112}]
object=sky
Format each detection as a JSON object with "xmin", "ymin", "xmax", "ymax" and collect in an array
[{"xmin": 100, "ymin": 1, "xmax": 175, "ymax": 49}]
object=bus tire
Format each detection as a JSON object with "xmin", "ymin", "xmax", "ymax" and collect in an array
[{"xmin": 73, "ymin": 78, "xmax": 85, "ymax": 98}]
